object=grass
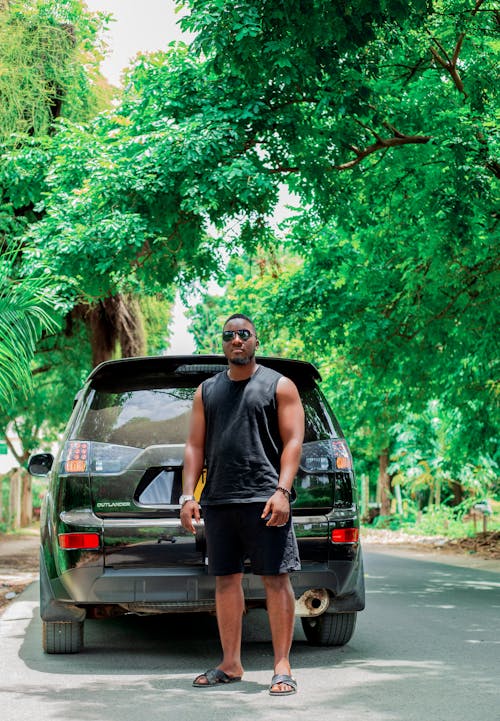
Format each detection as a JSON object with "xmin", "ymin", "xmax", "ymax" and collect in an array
[{"xmin": 365, "ymin": 502, "xmax": 500, "ymax": 539}]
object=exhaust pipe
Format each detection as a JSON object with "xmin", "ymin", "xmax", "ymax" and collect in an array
[{"xmin": 294, "ymin": 588, "xmax": 330, "ymax": 617}]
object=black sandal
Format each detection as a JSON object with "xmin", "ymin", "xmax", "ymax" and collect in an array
[{"xmin": 193, "ymin": 668, "xmax": 242, "ymax": 687}]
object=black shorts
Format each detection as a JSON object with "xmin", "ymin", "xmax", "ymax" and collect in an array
[{"xmin": 202, "ymin": 503, "xmax": 301, "ymax": 576}]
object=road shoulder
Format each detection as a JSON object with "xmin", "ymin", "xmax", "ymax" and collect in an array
[{"xmin": 363, "ymin": 541, "xmax": 500, "ymax": 573}]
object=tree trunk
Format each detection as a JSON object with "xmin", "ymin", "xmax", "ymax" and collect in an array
[
  {"xmin": 4, "ymin": 432, "xmax": 25, "ymax": 466},
  {"xmin": 450, "ymin": 480, "xmax": 464, "ymax": 506},
  {"xmin": 360, "ymin": 473, "xmax": 370, "ymax": 521},
  {"xmin": 378, "ymin": 449, "xmax": 392, "ymax": 516},
  {"xmin": 20, "ymin": 469, "xmax": 32, "ymax": 527},
  {"xmin": 435, "ymin": 477, "xmax": 441, "ymax": 508},
  {"xmin": 81, "ymin": 294, "xmax": 146, "ymax": 367}
]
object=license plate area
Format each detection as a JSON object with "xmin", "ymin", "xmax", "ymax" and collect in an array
[{"xmin": 103, "ymin": 519, "xmax": 206, "ymax": 569}]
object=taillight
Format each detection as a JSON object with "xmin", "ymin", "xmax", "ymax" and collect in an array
[
  {"xmin": 60, "ymin": 441, "xmax": 142, "ymax": 474},
  {"xmin": 331, "ymin": 439, "xmax": 352, "ymax": 470},
  {"xmin": 331, "ymin": 528, "xmax": 359, "ymax": 544},
  {"xmin": 58, "ymin": 532, "xmax": 100, "ymax": 550},
  {"xmin": 64, "ymin": 441, "xmax": 89, "ymax": 473}
]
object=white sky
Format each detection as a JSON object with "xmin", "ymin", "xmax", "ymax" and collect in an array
[{"xmin": 85, "ymin": 0, "xmax": 191, "ymax": 86}]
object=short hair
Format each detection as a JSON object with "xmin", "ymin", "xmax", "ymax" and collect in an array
[{"xmin": 223, "ymin": 313, "xmax": 257, "ymax": 334}]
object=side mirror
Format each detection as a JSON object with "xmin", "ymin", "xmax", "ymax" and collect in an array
[{"xmin": 28, "ymin": 453, "xmax": 54, "ymax": 476}]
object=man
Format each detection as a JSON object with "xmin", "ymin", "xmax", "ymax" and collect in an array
[{"xmin": 180, "ymin": 313, "xmax": 304, "ymax": 696}]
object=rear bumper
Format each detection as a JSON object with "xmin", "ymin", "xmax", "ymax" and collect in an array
[
  {"xmin": 41, "ymin": 510, "xmax": 365, "ymax": 619},
  {"xmin": 41, "ymin": 552, "xmax": 365, "ymax": 617}
]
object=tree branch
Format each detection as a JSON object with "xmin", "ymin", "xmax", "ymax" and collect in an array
[
  {"xmin": 429, "ymin": 39, "xmax": 467, "ymax": 97},
  {"xmin": 32, "ymin": 364, "xmax": 52, "ymax": 376},
  {"xmin": 472, "ymin": 0, "xmax": 486, "ymax": 16},
  {"xmin": 268, "ymin": 165, "xmax": 299, "ymax": 174},
  {"xmin": 335, "ymin": 129, "xmax": 431, "ymax": 171},
  {"xmin": 5, "ymin": 432, "xmax": 23, "ymax": 466},
  {"xmin": 425, "ymin": 0, "xmax": 487, "ymax": 100},
  {"xmin": 485, "ymin": 160, "xmax": 500, "ymax": 179}
]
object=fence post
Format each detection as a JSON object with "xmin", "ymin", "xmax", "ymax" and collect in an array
[
  {"xmin": 0, "ymin": 473, "xmax": 4, "ymax": 524},
  {"xmin": 360, "ymin": 474, "xmax": 369, "ymax": 520},
  {"xmin": 9, "ymin": 468, "xmax": 21, "ymax": 530},
  {"xmin": 20, "ymin": 468, "xmax": 32, "ymax": 527}
]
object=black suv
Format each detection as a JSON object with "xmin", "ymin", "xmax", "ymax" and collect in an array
[{"xmin": 29, "ymin": 355, "xmax": 365, "ymax": 653}]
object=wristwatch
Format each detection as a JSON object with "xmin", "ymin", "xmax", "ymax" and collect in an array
[{"xmin": 179, "ymin": 494, "xmax": 197, "ymax": 507}]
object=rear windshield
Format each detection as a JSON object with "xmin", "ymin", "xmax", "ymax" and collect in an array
[{"xmin": 72, "ymin": 384, "xmax": 341, "ymax": 448}]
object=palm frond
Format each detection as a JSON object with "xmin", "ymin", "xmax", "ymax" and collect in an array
[{"xmin": 0, "ymin": 248, "xmax": 59, "ymax": 408}]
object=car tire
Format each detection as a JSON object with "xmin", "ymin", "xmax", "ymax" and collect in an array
[
  {"xmin": 301, "ymin": 611, "xmax": 357, "ymax": 646},
  {"xmin": 42, "ymin": 620, "xmax": 84, "ymax": 654}
]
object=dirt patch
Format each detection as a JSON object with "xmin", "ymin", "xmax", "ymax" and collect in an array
[
  {"xmin": 0, "ymin": 532, "xmax": 39, "ymax": 616},
  {"xmin": 361, "ymin": 529, "xmax": 500, "ymax": 560},
  {"xmin": 439, "ymin": 532, "xmax": 500, "ymax": 559}
]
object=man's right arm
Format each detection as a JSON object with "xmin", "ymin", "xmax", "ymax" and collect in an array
[{"xmin": 180, "ymin": 384, "xmax": 206, "ymax": 533}]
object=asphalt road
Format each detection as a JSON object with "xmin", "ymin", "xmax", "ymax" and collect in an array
[{"xmin": 1, "ymin": 547, "xmax": 499, "ymax": 721}]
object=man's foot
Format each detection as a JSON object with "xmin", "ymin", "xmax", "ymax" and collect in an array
[
  {"xmin": 269, "ymin": 673, "xmax": 297, "ymax": 696},
  {"xmin": 193, "ymin": 668, "xmax": 242, "ymax": 687}
]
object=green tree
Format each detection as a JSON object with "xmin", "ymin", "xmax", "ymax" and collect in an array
[
  {"xmin": 0, "ymin": 244, "xmax": 58, "ymax": 409},
  {"xmin": 24, "ymin": 1, "xmax": 496, "ymax": 358},
  {"xmin": 0, "ymin": 1, "xmax": 116, "ymax": 463},
  {"xmin": 0, "ymin": 319, "xmax": 92, "ymax": 461},
  {"xmin": 0, "ymin": 0, "xmax": 109, "ymax": 142},
  {"xmin": 185, "ymin": 0, "xmax": 499, "ymax": 510},
  {"xmin": 4, "ymin": 0, "xmax": 497, "ymax": 514},
  {"xmin": 0, "ymin": 0, "xmax": 113, "ymax": 396},
  {"xmin": 0, "ymin": 0, "xmax": 112, "ymax": 244},
  {"xmin": 139, "ymin": 293, "xmax": 175, "ymax": 355},
  {"xmin": 389, "ymin": 400, "xmax": 498, "ymax": 511},
  {"xmin": 25, "ymin": 1, "xmax": 431, "ymax": 302}
]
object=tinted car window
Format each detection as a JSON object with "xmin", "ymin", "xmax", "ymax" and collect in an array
[
  {"xmin": 301, "ymin": 389, "xmax": 342, "ymax": 441},
  {"xmin": 73, "ymin": 387, "xmax": 194, "ymax": 447},
  {"xmin": 72, "ymin": 384, "xmax": 340, "ymax": 448}
]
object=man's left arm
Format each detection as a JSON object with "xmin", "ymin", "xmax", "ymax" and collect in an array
[{"xmin": 262, "ymin": 377, "xmax": 305, "ymax": 526}]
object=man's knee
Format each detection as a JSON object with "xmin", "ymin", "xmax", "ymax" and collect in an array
[
  {"xmin": 261, "ymin": 573, "xmax": 293, "ymax": 594},
  {"xmin": 216, "ymin": 573, "xmax": 244, "ymax": 593}
]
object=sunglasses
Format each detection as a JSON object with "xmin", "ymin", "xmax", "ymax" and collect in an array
[{"xmin": 222, "ymin": 329, "xmax": 255, "ymax": 342}]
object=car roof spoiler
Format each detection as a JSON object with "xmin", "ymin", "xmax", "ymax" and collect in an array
[{"xmin": 87, "ymin": 354, "xmax": 322, "ymax": 388}]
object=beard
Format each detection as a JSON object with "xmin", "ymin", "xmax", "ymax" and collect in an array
[{"xmin": 229, "ymin": 351, "xmax": 255, "ymax": 366}]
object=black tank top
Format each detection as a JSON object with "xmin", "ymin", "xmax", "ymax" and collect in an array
[{"xmin": 201, "ymin": 365, "xmax": 283, "ymax": 505}]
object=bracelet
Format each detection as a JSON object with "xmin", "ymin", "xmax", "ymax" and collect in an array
[{"xmin": 276, "ymin": 486, "xmax": 291, "ymax": 501}]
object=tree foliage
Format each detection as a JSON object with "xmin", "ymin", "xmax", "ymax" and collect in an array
[
  {"xmin": 179, "ymin": 0, "xmax": 498, "ymax": 508},
  {"xmin": 0, "ymin": 0, "xmax": 497, "ymax": 506},
  {"xmin": 0, "ymin": 317, "xmax": 92, "ymax": 460},
  {"xmin": 0, "ymin": 0, "xmax": 109, "ymax": 142},
  {"xmin": 22, "ymin": 1, "xmax": 497, "ymax": 313},
  {"xmin": 0, "ymin": 244, "xmax": 58, "ymax": 409},
  {"xmin": 24, "ymin": 1, "xmax": 434, "ymax": 300},
  {"xmin": 0, "ymin": 0, "xmax": 111, "ymax": 423}
]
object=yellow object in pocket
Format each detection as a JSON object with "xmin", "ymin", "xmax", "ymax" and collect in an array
[{"xmin": 194, "ymin": 468, "xmax": 207, "ymax": 501}]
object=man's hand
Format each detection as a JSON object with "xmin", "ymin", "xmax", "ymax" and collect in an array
[
  {"xmin": 180, "ymin": 500, "xmax": 201, "ymax": 534},
  {"xmin": 261, "ymin": 490, "xmax": 290, "ymax": 527}
]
